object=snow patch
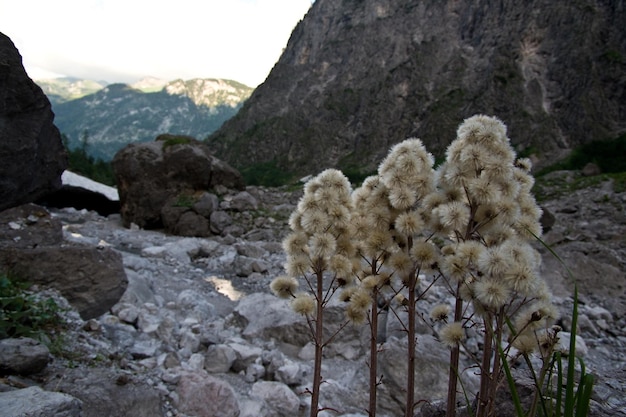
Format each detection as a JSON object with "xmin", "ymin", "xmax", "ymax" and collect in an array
[{"xmin": 62, "ymin": 170, "xmax": 119, "ymax": 201}]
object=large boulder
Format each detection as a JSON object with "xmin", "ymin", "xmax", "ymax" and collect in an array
[
  {"xmin": 44, "ymin": 368, "xmax": 162, "ymax": 417},
  {"xmin": 0, "ymin": 204, "xmax": 127, "ymax": 319},
  {"xmin": 112, "ymin": 134, "xmax": 244, "ymax": 230},
  {"xmin": 0, "ymin": 203, "xmax": 63, "ymax": 249},
  {"xmin": 0, "ymin": 337, "xmax": 50, "ymax": 375},
  {"xmin": 0, "ymin": 32, "xmax": 67, "ymax": 212},
  {"xmin": 0, "ymin": 386, "xmax": 82, "ymax": 417},
  {"xmin": 0, "ymin": 246, "xmax": 128, "ymax": 320}
]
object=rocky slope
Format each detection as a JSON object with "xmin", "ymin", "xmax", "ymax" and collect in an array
[
  {"xmin": 0, "ymin": 172, "xmax": 625, "ymax": 416},
  {"xmin": 208, "ymin": 0, "xmax": 626, "ymax": 179}
]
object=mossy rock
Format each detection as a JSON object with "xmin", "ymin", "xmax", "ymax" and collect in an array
[{"xmin": 156, "ymin": 134, "xmax": 198, "ymax": 149}]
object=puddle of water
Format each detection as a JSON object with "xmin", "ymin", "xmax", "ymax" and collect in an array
[{"xmin": 204, "ymin": 276, "xmax": 245, "ymax": 301}]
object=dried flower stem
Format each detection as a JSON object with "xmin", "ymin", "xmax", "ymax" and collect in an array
[
  {"xmin": 368, "ymin": 293, "xmax": 379, "ymax": 417},
  {"xmin": 405, "ymin": 268, "xmax": 418, "ymax": 417},
  {"xmin": 446, "ymin": 282, "xmax": 464, "ymax": 417},
  {"xmin": 310, "ymin": 269, "xmax": 324, "ymax": 417}
]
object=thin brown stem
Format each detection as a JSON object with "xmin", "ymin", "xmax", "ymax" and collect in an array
[
  {"xmin": 310, "ymin": 269, "xmax": 325, "ymax": 417},
  {"xmin": 486, "ymin": 310, "xmax": 504, "ymax": 417},
  {"xmin": 405, "ymin": 270, "xmax": 417, "ymax": 417},
  {"xmin": 476, "ymin": 314, "xmax": 494, "ymax": 417},
  {"xmin": 368, "ymin": 294, "xmax": 378, "ymax": 417},
  {"xmin": 446, "ymin": 282, "xmax": 463, "ymax": 417}
]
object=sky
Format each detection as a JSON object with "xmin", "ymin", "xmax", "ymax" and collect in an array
[{"xmin": 0, "ymin": 0, "xmax": 313, "ymax": 87}]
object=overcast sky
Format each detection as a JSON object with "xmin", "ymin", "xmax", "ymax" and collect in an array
[{"xmin": 0, "ymin": 0, "xmax": 312, "ymax": 87}]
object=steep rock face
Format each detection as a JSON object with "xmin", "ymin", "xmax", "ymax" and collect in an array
[
  {"xmin": 208, "ymin": 0, "xmax": 625, "ymax": 178},
  {"xmin": 0, "ymin": 32, "xmax": 67, "ymax": 211}
]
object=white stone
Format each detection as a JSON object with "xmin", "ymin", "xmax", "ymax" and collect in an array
[
  {"xmin": 141, "ymin": 246, "xmax": 167, "ymax": 258},
  {"xmin": 229, "ymin": 342, "xmax": 263, "ymax": 372},
  {"xmin": 275, "ymin": 359, "xmax": 309, "ymax": 386},
  {"xmin": 186, "ymin": 353, "xmax": 206, "ymax": 372},
  {"xmin": 245, "ymin": 362, "xmax": 266, "ymax": 382},
  {"xmin": 117, "ymin": 306, "xmax": 139, "ymax": 324},
  {"xmin": 585, "ymin": 305, "xmax": 612, "ymax": 322},
  {"xmin": 557, "ymin": 332, "xmax": 589, "ymax": 357}
]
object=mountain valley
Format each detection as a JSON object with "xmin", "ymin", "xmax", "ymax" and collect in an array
[{"xmin": 36, "ymin": 77, "xmax": 253, "ymax": 161}]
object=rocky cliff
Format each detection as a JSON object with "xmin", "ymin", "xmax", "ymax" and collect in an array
[
  {"xmin": 208, "ymin": 0, "xmax": 626, "ymax": 179},
  {"xmin": 0, "ymin": 32, "xmax": 67, "ymax": 211}
]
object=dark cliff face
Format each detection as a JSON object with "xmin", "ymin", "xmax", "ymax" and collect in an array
[
  {"xmin": 208, "ymin": 0, "xmax": 626, "ymax": 179},
  {"xmin": 0, "ymin": 33, "xmax": 68, "ymax": 211}
]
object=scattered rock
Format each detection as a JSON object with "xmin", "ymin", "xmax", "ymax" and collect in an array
[
  {"xmin": 0, "ymin": 338, "xmax": 50, "ymax": 375},
  {"xmin": 0, "ymin": 177, "xmax": 623, "ymax": 417}
]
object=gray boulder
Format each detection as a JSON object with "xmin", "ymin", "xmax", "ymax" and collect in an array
[
  {"xmin": 0, "ymin": 246, "xmax": 127, "ymax": 319},
  {"xmin": 0, "ymin": 204, "xmax": 127, "ymax": 319},
  {"xmin": 44, "ymin": 367, "xmax": 162, "ymax": 417},
  {"xmin": 0, "ymin": 337, "xmax": 50, "ymax": 375},
  {"xmin": 0, "ymin": 33, "xmax": 67, "ymax": 212},
  {"xmin": 175, "ymin": 371, "xmax": 240, "ymax": 417},
  {"xmin": 112, "ymin": 135, "xmax": 244, "ymax": 230},
  {"xmin": 250, "ymin": 381, "xmax": 300, "ymax": 417},
  {"xmin": 0, "ymin": 386, "xmax": 82, "ymax": 417},
  {"xmin": 0, "ymin": 203, "xmax": 63, "ymax": 249}
]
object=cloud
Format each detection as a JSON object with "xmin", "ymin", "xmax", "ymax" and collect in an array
[{"xmin": 0, "ymin": 0, "xmax": 311, "ymax": 86}]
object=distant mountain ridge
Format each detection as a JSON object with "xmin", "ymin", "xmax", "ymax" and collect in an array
[
  {"xmin": 36, "ymin": 77, "xmax": 253, "ymax": 161},
  {"xmin": 36, "ymin": 77, "xmax": 107, "ymax": 104}
]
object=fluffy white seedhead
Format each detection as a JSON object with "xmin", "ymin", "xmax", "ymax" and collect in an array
[
  {"xmin": 423, "ymin": 115, "xmax": 554, "ymax": 330},
  {"xmin": 292, "ymin": 293, "xmax": 316, "ymax": 316},
  {"xmin": 270, "ymin": 275, "xmax": 299, "ymax": 299},
  {"xmin": 440, "ymin": 321, "xmax": 465, "ymax": 348},
  {"xmin": 378, "ymin": 138, "xmax": 436, "ymax": 209}
]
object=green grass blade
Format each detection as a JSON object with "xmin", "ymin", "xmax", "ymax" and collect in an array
[
  {"xmin": 575, "ymin": 373, "xmax": 594, "ymax": 417},
  {"xmin": 564, "ymin": 287, "xmax": 579, "ymax": 417},
  {"xmin": 498, "ymin": 343, "xmax": 525, "ymax": 417},
  {"xmin": 556, "ymin": 352, "xmax": 563, "ymax": 417}
]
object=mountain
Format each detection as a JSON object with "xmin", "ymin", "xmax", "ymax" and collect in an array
[
  {"xmin": 36, "ymin": 77, "xmax": 107, "ymax": 105},
  {"xmin": 207, "ymin": 0, "xmax": 626, "ymax": 180},
  {"xmin": 47, "ymin": 78, "xmax": 253, "ymax": 161}
]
